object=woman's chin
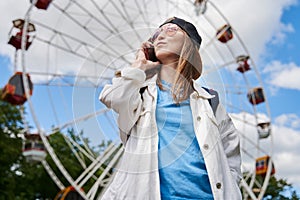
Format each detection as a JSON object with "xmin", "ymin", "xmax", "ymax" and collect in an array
[{"xmin": 156, "ymin": 51, "xmax": 178, "ymax": 62}]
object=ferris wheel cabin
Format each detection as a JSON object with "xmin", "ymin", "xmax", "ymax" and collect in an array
[
  {"xmin": 1, "ymin": 72, "xmax": 33, "ymax": 106},
  {"xmin": 236, "ymin": 55, "xmax": 251, "ymax": 73},
  {"xmin": 8, "ymin": 19, "xmax": 36, "ymax": 50},
  {"xmin": 194, "ymin": 0, "xmax": 208, "ymax": 15},
  {"xmin": 255, "ymin": 155, "xmax": 275, "ymax": 176},
  {"xmin": 30, "ymin": 0, "xmax": 52, "ymax": 10},
  {"xmin": 257, "ymin": 122, "xmax": 271, "ymax": 139},
  {"xmin": 54, "ymin": 186, "xmax": 84, "ymax": 200},
  {"xmin": 22, "ymin": 133, "xmax": 47, "ymax": 162},
  {"xmin": 247, "ymin": 87, "xmax": 265, "ymax": 105},
  {"xmin": 216, "ymin": 24, "xmax": 233, "ymax": 43}
]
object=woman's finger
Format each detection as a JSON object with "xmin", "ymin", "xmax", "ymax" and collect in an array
[
  {"xmin": 142, "ymin": 41, "xmax": 152, "ymax": 49},
  {"xmin": 136, "ymin": 47, "xmax": 146, "ymax": 60}
]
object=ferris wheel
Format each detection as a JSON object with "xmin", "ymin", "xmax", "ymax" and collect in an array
[{"xmin": 2, "ymin": 0, "xmax": 274, "ymax": 199}]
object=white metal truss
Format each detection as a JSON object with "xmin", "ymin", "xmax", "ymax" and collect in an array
[{"xmin": 14, "ymin": 0, "xmax": 274, "ymax": 199}]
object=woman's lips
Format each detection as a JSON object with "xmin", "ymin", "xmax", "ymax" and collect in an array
[{"xmin": 156, "ymin": 42, "xmax": 166, "ymax": 47}]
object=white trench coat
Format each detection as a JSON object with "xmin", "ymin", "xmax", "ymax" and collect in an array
[{"xmin": 99, "ymin": 67, "xmax": 242, "ymax": 200}]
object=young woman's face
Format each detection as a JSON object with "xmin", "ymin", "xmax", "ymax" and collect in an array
[{"xmin": 152, "ymin": 23, "xmax": 186, "ymax": 64}]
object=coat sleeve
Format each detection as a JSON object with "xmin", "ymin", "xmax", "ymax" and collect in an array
[
  {"xmin": 99, "ymin": 67, "xmax": 146, "ymax": 144},
  {"xmin": 215, "ymin": 103, "xmax": 242, "ymax": 184}
]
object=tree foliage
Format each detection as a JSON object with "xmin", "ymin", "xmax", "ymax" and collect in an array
[
  {"xmin": 0, "ymin": 100, "xmax": 24, "ymax": 199},
  {"xmin": 242, "ymin": 172, "xmax": 300, "ymax": 200},
  {"xmin": 0, "ymin": 100, "xmax": 95, "ymax": 199},
  {"xmin": 263, "ymin": 176, "xmax": 300, "ymax": 200}
]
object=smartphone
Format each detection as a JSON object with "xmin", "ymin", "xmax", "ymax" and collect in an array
[{"xmin": 144, "ymin": 46, "xmax": 158, "ymax": 62}]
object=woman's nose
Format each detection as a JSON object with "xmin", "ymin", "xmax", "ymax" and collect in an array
[{"xmin": 156, "ymin": 31, "xmax": 166, "ymax": 41}]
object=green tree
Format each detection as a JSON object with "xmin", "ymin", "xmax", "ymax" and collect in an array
[
  {"xmin": 242, "ymin": 172, "xmax": 300, "ymax": 200},
  {"xmin": 0, "ymin": 98, "xmax": 120, "ymax": 199},
  {"xmin": 263, "ymin": 176, "xmax": 300, "ymax": 200},
  {"xmin": 46, "ymin": 129, "xmax": 93, "ymax": 188},
  {"xmin": 0, "ymin": 100, "xmax": 24, "ymax": 199},
  {"xmin": 0, "ymin": 99, "xmax": 54, "ymax": 199},
  {"xmin": 0, "ymin": 99, "xmax": 97, "ymax": 199}
]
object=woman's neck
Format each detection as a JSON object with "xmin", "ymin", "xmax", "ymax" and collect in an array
[{"xmin": 160, "ymin": 62, "xmax": 178, "ymax": 84}]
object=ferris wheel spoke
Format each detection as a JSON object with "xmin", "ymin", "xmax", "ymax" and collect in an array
[
  {"xmin": 27, "ymin": 71, "xmax": 111, "ymax": 87},
  {"xmin": 87, "ymin": 146, "xmax": 123, "ymax": 199},
  {"xmin": 63, "ymin": 134, "xmax": 96, "ymax": 162},
  {"xmin": 230, "ymin": 114, "xmax": 257, "ymax": 127},
  {"xmin": 14, "ymin": 1, "xmax": 273, "ymax": 199},
  {"xmin": 46, "ymin": 86, "xmax": 60, "ymax": 125},
  {"xmin": 31, "ymin": 20, "xmax": 122, "ymax": 67},
  {"xmin": 77, "ymin": 133, "xmax": 97, "ymax": 157},
  {"xmin": 109, "ymin": 1, "xmax": 143, "ymax": 43},
  {"xmin": 34, "ymin": 36, "xmax": 116, "ymax": 69},
  {"xmin": 225, "ymin": 88, "xmax": 247, "ymax": 96},
  {"xmin": 61, "ymin": 135, "xmax": 101, "ymax": 182},
  {"xmin": 51, "ymin": 2, "xmax": 132, "ymax": 63},
  {"xmin": 89, "ymin": 0, "xmax": 135, "ymax": 34},
  {"xmin": 74, "ymin": 143, "xmax": 115, "ymax": 186},
  {"xmin": 227, "ymin": 103, "xmax": 254, "ymax": 114},
  {"xmin": 201, "ymin": 44, "xmax": 231, "ymax": 72},
  {"xmin": 41, "ymin": 160, "xmax": 65, "ymax": 190},
  {"xmin": 202, "ymin": 59, "xmax": 237, "ymax": 75},
  {"xmin": 133, "ymin": 0, "xmax": 155, "ymax": 31},
  {"xmin": 241, "ymin": 147, "xmax": 256, "ymax": 161},
  {"xmin": 72, "ymin": 0, "xmax": 138, "ymax": 50},
  {"xmin": 63, "ymin": 134, "xmax": 88, "ymax": 169},
  {"xmin": 104, "ymin": 112, "xmax": 118, "ymax": 133},
  {"xmin": 77, "ymin": 144, "xmax": 119, "ymax": 188},
  {"xmin": 239, "ymin": 131, "xmax": 269, "ymax": 156},
  {"xmin": 240, "ymin": 179, "xmax": 259, "ymax": 200},
  {"xmin": 205, "ymin": 82, "xmax": 248, "ymax": 91},
  {"xmin": 45, "ymin": 108, "xmax": 110, "ymax": 135}
]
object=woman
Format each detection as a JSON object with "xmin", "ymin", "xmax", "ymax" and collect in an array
[{"xmin": 99, "ymin": 17, "xmax": 242, "ymax": 200}]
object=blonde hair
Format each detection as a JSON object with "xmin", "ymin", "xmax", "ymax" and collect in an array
[{"xmin": 157, "ymin": 32, "xmax": 202, "ymax": 103}]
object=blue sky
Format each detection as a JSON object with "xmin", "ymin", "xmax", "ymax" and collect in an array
[
  {"xmin": 1, "ymin": 0, "xmax": 300, "ymax": 197},
  {"xmin": 223, "ymin": 1, "xmax": 300, "ymax": 193},
  {"xmin": 263, "ymin": 3, "xmax": 300, "ymax": 113}
]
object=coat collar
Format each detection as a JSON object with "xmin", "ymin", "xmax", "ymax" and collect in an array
[{"xmin": 192, "ymin": 80, "xmax": 215, "ymax": 99}]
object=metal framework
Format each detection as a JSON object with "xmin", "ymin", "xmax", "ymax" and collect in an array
[{"xmin": 10, "ymin": 0, "xmax": 274, "ymax": 199}]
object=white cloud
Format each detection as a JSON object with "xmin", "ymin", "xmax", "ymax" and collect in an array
[
  {"xmin": 270, "ymin": 23, "xmax": 295, "ymax": 45},
  {"xmin": 213, "ymin": 0, "xmax": 297, "ymax": 62},
  {"xmin": 0, "ymin": 0, "xmax": 298, "ymax": 79},
  {"xmin": 275, "ymin": 113, "xmax": 300, "ymax": 129},
  {"xmin": 0, "ymin": 1, "xmax": 28, "ymax": 66},
  {"xmin": 263, "ymin": 61, "xmax": 300, "ymax": 90},
  {"xmin": 272, "ymin": 116, "xmax": 300, "ymax": 189}
]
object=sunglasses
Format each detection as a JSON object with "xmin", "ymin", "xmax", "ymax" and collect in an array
[{"xmin": 149, "ymin": 23, "xmax": 181, "ymax": 43}]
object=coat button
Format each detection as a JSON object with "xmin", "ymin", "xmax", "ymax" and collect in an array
[
  {"xmin": 203, "ymin": 144, "xmax": 209, "ymax": 150},
  {"xmin": 216, "ymin": 182, "xmax": 222, "ymax": 189},
  {"xmin": 197, "ymin": 116, "xmax": 201, "ymax": 121}
]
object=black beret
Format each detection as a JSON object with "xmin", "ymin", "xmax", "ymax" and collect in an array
[{"xmin": 160, "ymin": 17, "xmax": 202, "ymax": 49}]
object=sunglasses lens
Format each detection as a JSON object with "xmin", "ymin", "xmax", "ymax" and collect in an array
[
  {"xmin": 149, "ymin": 24, "xmax": 180, "ymax": 42},
  {"xmin": 150, "ymin": 29, "xmax": 161, "ymax": 43}
]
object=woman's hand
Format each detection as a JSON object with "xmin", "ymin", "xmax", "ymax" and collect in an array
[{"xmin": 132, "ymin": 41, "xmax": 160, "ymax": 71}]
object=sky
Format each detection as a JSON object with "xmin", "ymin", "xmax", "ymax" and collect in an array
[
  {"xmin": 1, "ymin": 0, "xmax": 300, "ymax": 197},
  {"xmin": 215, "ymin": 0, "xmax": 300, "ymax": 193}
]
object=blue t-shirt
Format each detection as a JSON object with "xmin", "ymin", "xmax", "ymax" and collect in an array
[{"xmin": 156, "ymin": 81, "xmax": 213, "ymax": 200}]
